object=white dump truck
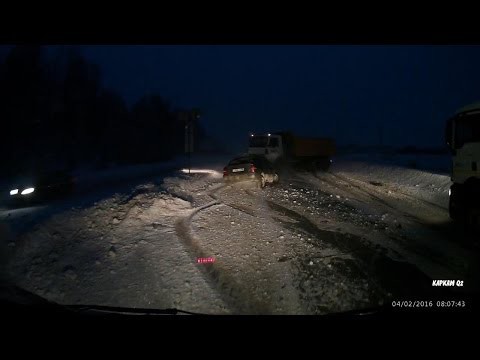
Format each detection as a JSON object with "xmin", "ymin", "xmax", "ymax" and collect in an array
[{"xmin": 248, "ymin": 131, "xmax": 336, "ymax": 171}]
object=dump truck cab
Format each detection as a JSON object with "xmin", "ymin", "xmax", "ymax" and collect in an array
[
  {"xmin": 446, "ymin": 102, "xmax": 480, "ymax": 225},
  {"xmin": 248, "ymin": 133, "xmax": 284, "ymax": 163}
]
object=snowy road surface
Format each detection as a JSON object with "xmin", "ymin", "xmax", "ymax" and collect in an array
[{"xmin": 1, "ymin": 155, "xmax": 479, "ymax": 314}]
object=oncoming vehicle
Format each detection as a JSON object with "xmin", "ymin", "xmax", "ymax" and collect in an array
[
  {"xmin": 223, "ymin": 155, "xmax": 279, "ymax": 188},
  {"xmin": 7, "ymin": 170, "xmax": 75, "ymax": 206}
]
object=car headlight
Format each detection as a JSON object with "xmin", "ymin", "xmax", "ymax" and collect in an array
[
  {"xmin": 21, "ymin": 188, "xmax": 35, "ymax": 195},
  {"xmin": 10, "ymin": 189, "xmax": 18, "ymax": 195}
]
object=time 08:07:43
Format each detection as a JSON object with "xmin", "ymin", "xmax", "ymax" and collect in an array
[{"xmin": 391, "ymin": 300, "xmax": 466, "ymax": 308}]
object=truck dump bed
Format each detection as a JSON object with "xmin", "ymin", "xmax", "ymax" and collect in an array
[{"xmin": 292, "ymin": 136, "xmax": 336, "ymax": 157}]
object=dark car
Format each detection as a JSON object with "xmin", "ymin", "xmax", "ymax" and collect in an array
[
  {"xmin": 7, "ymin": 170, "xmax": 75, "ymax": 206},
  {"xmin": 223, "ymin": 155, "xmax": 279, "ymax": 188}
]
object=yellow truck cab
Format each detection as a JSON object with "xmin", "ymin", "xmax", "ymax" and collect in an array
[{"xmin": 446, "ymin": 102, "xmax": 480, "ymax": 225}]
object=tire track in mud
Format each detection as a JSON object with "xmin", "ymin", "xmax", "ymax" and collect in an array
[
  {"xmin": 315, "ymin": 173, "xmax": 468, "ymax": 262},
  {"xmin": 218, "ymin": 180, "xmax": 271, "ymax": 216},
  {"xmin": 333, "ymin": 172, "xmax": 447, "ymax": 213},
  {"xmin": 212, "ymin": 187, "xmax": 257, "ymax": 217},
  {"xmin": 389, "ymin": 186, "xmax": 447, "ymax": 212},
  {"xmin": 173, "ymin": 183, "xmax": 272, "ymax": 314},
  {"xmin": 220, "ymin": 203, "xmax": 257, "ymax": 217},
  {"xmin": 319, "ymin": 173, "xmax": 423, "ymax": 224}
]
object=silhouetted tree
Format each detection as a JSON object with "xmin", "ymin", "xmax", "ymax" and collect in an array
[
  {"xmin": 0, "ymin": 45, "xmax": 211, "ymax": 177},
  {"xmin": 0, "ymin": 45, "xmax": 49, "ymax": 175},
  {"xmin": 94, "ymin": 89, "xmax": 130, "ymax": 165}
]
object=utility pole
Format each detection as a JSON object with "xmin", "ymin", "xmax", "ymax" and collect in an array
[{"xmin": 183, "ymin": 110, "xmax": 196, "ymax": 174}]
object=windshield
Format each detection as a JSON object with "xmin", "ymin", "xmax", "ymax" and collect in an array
[
  {"xmin": 269, "ymin": 137, "xmax": 279, "ymax": 147},
  {"xmin": 1, "ymin": 44, "xmax": 477, "ymax": 317},
  {"xmin": 249, "ymin": 136, "xmax": 269, "ymax": 147},
  {"xmin": 229, "ymin": 157, "xmax": 250, "ymax": 165},
  {"xmin": 455, "ymin": 113, "xmax": 480, "ymax": 149}
]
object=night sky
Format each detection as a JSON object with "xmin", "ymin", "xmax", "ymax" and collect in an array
[{"xmin": 51, "ymin": 45, "xmax": 480, "ymax": 151}]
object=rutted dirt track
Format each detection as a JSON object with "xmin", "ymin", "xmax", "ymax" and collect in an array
[{"xmin": 175, "ymin": 181, "xmax": 303, "ymax": 314}]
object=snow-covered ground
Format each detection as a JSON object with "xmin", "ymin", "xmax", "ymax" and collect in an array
[
  {"xmin": 338, "ymin": 152, "xmax": 450, "ymax": 173},
  {"xmin": 3, "ymin": 168, "xmax": 231, "ymax": 314},
  {"xmin": 332, "ymin": 154, "xmax": 451, "ymax": 210},
  {"xmin": 1, "ymin": 153, "xmax": 478, "ymax": 315}
]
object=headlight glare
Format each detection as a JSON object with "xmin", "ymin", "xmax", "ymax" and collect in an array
[{"xmin": 21, "ymin": 188, "xmax": 35, "ymax": 195}]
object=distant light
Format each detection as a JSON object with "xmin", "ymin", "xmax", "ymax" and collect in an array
[
  {"xmin": 268, "ymin": 133, "xmax": 271, "ymax": 136},
  {"xmin": 251, "ymin": 134, "xmax": 254, "ymax": 137},
  {"xmin": 448, "ymin": 188, "xmax": 451, "ymax": 197},
  {"xmin": 21, "ymin": 187, "xmax": 35, "ymax": 195},
  {"xmin": 10, "ymin": 189, "xmax": 18, "ymax": 196},
  {"xmin": 181, "ymin": 168, "xmax": 219, "ymax": 175}
]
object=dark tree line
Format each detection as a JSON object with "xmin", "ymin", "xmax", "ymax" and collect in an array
[{"xmin": 0, "ymin": 46, "xmax": 207, "ymax": 177}]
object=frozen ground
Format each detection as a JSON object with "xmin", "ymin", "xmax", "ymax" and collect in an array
[
  {"xmin": 1, "ymin": 153, "xmax": 478, "ymax": 314},
  {"xmin": 6, "ymin": 185, "xmax": 230, "ymax": 314},
  {"xmin": 334, "ymin": 152, "xmax": 451, "ymax": 207},
  {"xmin": 338, "ymin": 152, "xmax": 450, "ymax": 174}
]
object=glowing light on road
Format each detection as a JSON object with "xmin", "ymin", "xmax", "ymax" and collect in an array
[
  {"xmin": 181, "ymin": 168, "xmax": 219, "ymax": 175},
  {"xmin": 196, "ymin": 257, "xmax": 215, "ymax": 264},
  {"xmin": 449, "ymin": 188, "xmax": 451, "ymax": 197},
  {"xmin": 21, "ymin": 187, "xmax": 35, "ymax": 195},
  {"xmin": 10, "ymin": 189, "xmax": 18, "ymax": 195}
]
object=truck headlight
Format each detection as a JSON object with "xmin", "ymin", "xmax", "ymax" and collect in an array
[
  {"xmin": 21, "ymin": 187, "xmax": 35, "ymax": 195},
  {"xmin": 10, "ymin": 189, "xmax": 18, "ymax": 196}
]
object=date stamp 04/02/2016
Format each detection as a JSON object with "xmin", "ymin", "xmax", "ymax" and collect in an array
[
  {"xmin": 389, "ymin": 279, "xmax": 470, "ymax": 310},
  {"xmin": 390, "ymin": 300, "xmax": 467, "ymax": 309}
]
